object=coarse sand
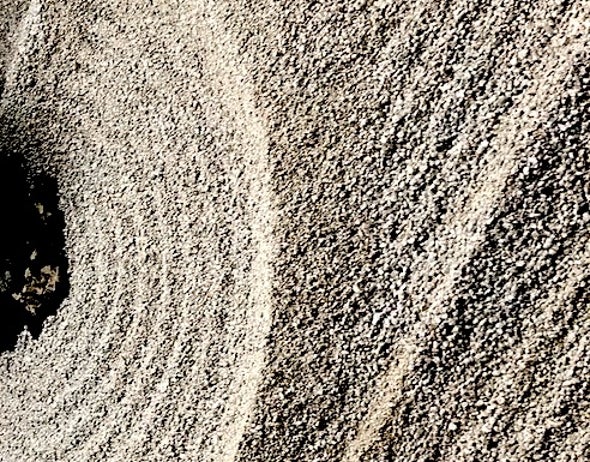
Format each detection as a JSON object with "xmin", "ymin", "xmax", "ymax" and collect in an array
[{"xmin": 0, "ymin": 1, "xmax": 588, "ymax": 461}]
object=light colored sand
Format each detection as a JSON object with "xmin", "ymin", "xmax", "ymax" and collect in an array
[{"xmin": 0, "ymin": 1, "xmax": 588, "ymax": 461}]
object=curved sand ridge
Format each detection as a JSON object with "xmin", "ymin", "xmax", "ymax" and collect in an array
[
  {"xmin": 0, "ymin": 1, "xmax": 274, "ymax": 460},
  {"xmin": 0, "ymin": 1, "xmax": 589, "ymax": 461}
]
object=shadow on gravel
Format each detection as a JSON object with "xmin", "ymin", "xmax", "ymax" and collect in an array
[{"xmin": 0, "ymin": 151, "xmax": 69, "ymax": 352}]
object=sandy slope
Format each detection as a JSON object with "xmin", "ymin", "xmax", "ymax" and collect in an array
[{"xmin": 0, "ymin": 1, "xmax": 588, "ymax": 461}]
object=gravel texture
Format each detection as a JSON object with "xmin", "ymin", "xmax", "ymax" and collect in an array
[{"xmin": 0, "ymin": 1, "xmax": 589, "ymax": 461}]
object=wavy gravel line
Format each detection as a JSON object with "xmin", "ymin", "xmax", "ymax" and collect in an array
[
  {"xmin": 0, "ymin": 1, "xmax": 274, "ymax": 460},
  {"xmin": 343, "ymin": 5, "xmax": 589, "ymax": 461}
]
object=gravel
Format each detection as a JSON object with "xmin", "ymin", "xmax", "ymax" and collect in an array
[{"xmin": 0, "ymin": 1, "xmax": 588, "ymax": 461}]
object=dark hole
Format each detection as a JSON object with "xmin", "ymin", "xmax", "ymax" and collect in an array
[{"xmin": 0, "ymin": 152, "xmax": 69, "ymax": 352}]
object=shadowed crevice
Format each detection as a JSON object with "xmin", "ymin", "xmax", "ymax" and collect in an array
[{"xmin": 0, "ymin": 150, "xmax": 69, "ymax": 352}]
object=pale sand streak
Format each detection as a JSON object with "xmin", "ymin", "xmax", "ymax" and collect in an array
[{"xmin": 190, "ymin": 3, "xmax": 275, "ymax": 459}]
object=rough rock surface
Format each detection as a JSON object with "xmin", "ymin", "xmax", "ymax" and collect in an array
[{"xmin": 0, "ymin": 1, "xmax": 588, "ymax": 461}]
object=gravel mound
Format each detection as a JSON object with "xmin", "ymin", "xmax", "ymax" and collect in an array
[{"xmin": 0, "ymin": 1, "xmax": 588, "ymax": 461}]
